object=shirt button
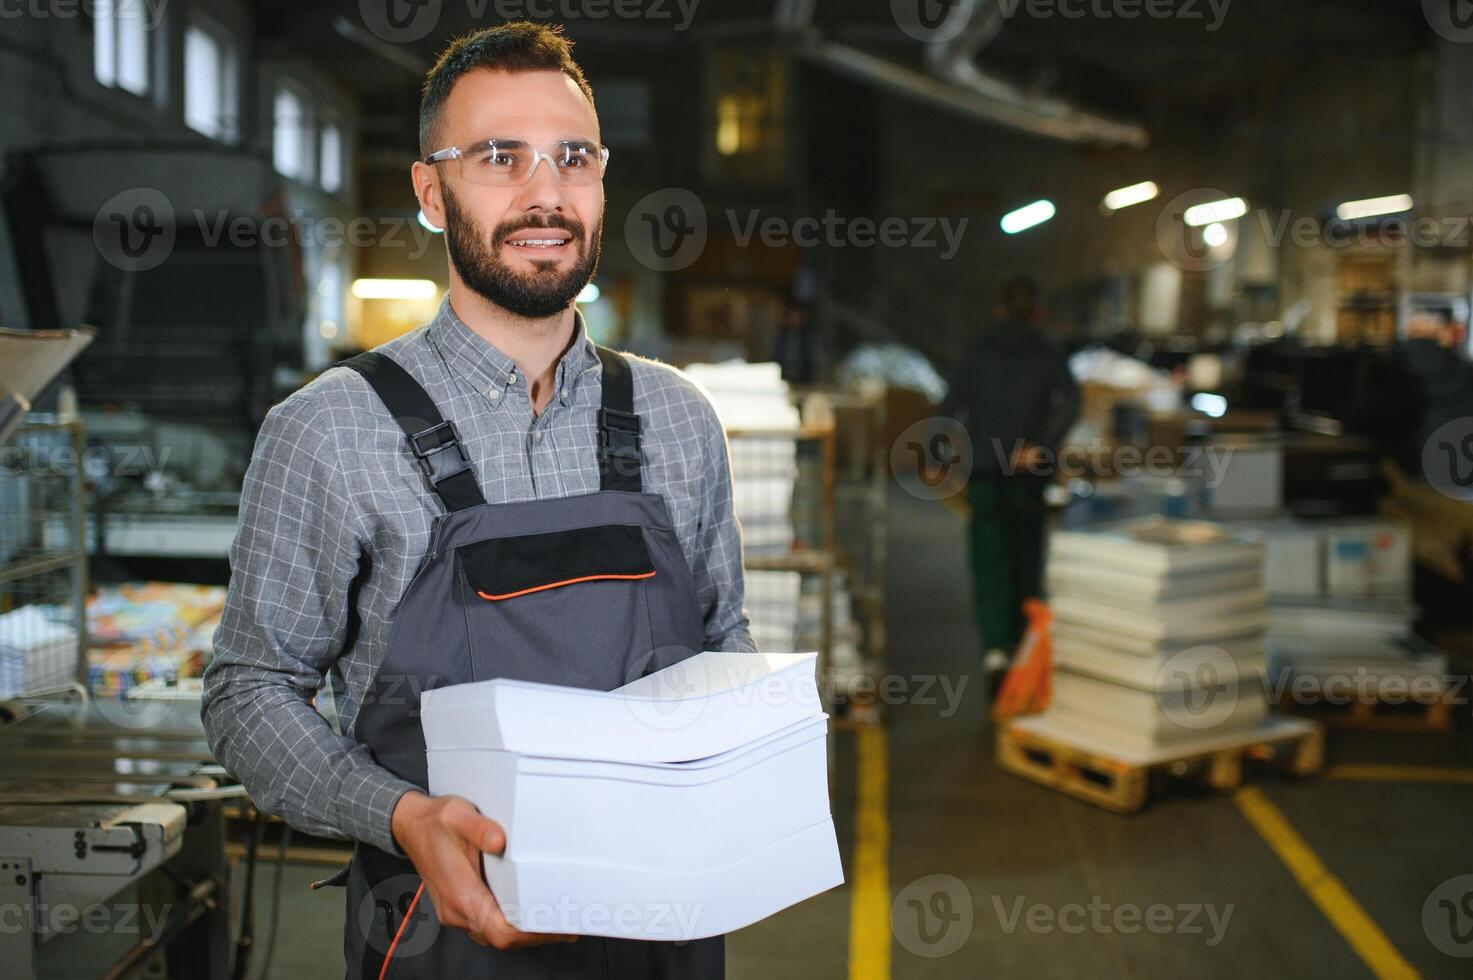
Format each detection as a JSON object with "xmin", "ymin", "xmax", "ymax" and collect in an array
[
  {"xmin": 507, "ymin": 371, "xmax": 518, "ymax": 385},
  {"xmin": 560, "ymin": 388, "xmax": 569, "ymax": 401},
  {"xmin": 487, "ymin": 387, "xmax": 501, "ymax": 400},
  {"xmin": 534, "ymin": 430, "xmax": 543, "ymax": 442}
]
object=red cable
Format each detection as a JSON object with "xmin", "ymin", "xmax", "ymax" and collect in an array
[{"xmin": 377, "ymin": 882, "xmax": 425, "ymax": 980}]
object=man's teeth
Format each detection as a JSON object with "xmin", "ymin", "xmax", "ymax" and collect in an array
[{"xmin": 510, "ymin": 239, "xmax": 567, "ymax": 247}]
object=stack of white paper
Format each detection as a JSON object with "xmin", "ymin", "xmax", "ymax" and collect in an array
[
  {"xmin": 421, "ymin": 651, "xmax": 843, "ymax": 940},
  {"xmin": 684, "ymin": 361, "xmax": 800, "ymax": 555},
  {"xmin": 0, "ymin": 604, "xmax": 78, "ymax": 698},
  {"xmin": 745, "ymin": 570, "xmax": 801, "ymax": 652},
  {"xmin": 1044, "ymin": 518, "xmax": 1270, "ymax": 750},
  {"xmin": 681, "ymin": 362, "xmax": 800, "ymax": 432}
]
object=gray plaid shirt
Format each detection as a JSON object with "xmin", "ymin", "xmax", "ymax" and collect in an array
[{"xmin": 202, "ymin": 299, "xmax": 755, "ymax": 855}]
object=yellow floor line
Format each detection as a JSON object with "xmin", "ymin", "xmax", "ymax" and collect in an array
[
  {"xmin": 848, "ymin": 724, "xmax": 890, "ymax": 980},
  {"xmin": 1232, "ymin": 786, "xmax": 1421, "ymax": 980},
  {"xmin": 1325, "ymin": 764, "xmax": 1473, "ymax": 785}
]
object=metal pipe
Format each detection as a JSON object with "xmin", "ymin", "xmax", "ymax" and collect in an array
[
  {"xmin": 99, "ymin": 876, "xmax": 219, "ymax": 980},
  {"xmin": 797, "ymin": 39, "xmax": 1148, "ymax": 148},
  {"xmin": 788, "ymin": 0, "xmax": 1148, "ymax": 148}
]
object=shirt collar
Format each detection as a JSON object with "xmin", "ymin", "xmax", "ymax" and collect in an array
[{"xmin": 427, "ymin": 297, "xmax": 600, "ymax": 405}]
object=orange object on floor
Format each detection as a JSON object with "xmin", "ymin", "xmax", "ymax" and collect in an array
[{"xmin": 990, "ymin": 599, "xmax": 1053, "ymax": 721}]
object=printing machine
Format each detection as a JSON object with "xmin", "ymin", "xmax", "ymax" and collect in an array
[{"xmin": 0, "ymin": 690, "xmax": 231, "ymax": 979}]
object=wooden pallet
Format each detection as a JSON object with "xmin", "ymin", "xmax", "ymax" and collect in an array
[
  {"xmin": 1278, "ymin": 689, "xmax": 1459, "ymax": 734},
  {"xmin": 996, "ymin": 714, "xmax": 1325, "ymax": 814}
]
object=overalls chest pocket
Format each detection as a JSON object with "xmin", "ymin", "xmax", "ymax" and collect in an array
[{"xmin": 457, "ymin": 523, "xmax": 661, "ymax": 691}]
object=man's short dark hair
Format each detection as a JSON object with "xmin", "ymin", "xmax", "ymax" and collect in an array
[{"xmin": 419, "ymin": 22, "xmax": 596, "ymax": 157}]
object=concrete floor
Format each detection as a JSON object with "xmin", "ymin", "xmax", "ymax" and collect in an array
[{"xmin": 245, "ymin": 487, "xmax": 1473, "ymax": 979}]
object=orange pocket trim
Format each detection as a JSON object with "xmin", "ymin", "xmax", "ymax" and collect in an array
[{"xmin": 475, "ymin": 569, "xmax": 657, "ymax": 601}]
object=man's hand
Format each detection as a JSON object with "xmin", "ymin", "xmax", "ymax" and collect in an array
[{"xmin": 390, "ymin": 791, "xmax": 578, "ymax": 950}]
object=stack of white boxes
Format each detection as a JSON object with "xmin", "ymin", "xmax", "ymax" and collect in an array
[
  {"xmin": 1044, "ymin": 518, "xmax": 1271, "ymax": 751},
  {"xmin": 420, "ymin": 651, "xmax": 843, "ymax": 939},
  {"xmin": 1228, "ymin": 517, "xmax": 1446, "ymax": 698}
]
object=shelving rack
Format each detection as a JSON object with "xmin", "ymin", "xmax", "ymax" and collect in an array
[{"xmin": 0, "ymin": 416, "xmax": 89, "ymax": 698}]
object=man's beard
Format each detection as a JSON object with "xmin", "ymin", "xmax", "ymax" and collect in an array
[{"xmin": 442, "ymin": 184, "xmax": 602, "ymax": 319}]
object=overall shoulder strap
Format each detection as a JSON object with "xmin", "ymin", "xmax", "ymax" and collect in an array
[
  {"xmin": 595, "ymin": 346, "xmax": 642, "ymax": 492},
  {"xmin": 339, "ymin": 351, "xmax": 487, "ymax": 512}
]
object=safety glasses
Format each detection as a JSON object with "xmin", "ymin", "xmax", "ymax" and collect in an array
[{"xmin": 423, "ymin": 138, "xmax": 610, "ymax": 186}]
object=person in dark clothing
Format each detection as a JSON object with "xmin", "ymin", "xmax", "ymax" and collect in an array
[{"xmin": 939, "ymin": 276, "xmax": 1080, "ymax": 691}]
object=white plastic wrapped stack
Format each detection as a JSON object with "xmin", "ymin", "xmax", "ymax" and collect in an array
[
  {"xmin": 1044, "ymin": 518, "xmax": 1270, "ymax": 751},
  {"xmin": 1225, "ymin": 517, "xmax": 1443, "ymax": 693},
  {"xmin": 421, "ymin": 651, "xmax": 843, "ymax": 940},
  {"xmin": 0, "ymin": 605, "xmax": 77, "ymax": 697},
  {"xmin": 683, "ymin": 362, "xmax": 799, "ymax": 557}
]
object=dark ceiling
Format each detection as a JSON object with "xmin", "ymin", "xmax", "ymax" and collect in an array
[{"xmin": 251, "ymin": 0, "xmax": 1438, "ymax": 152}]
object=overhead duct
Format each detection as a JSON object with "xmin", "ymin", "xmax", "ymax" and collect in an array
[{"xmin": 788, "ymin": 0, "xmax": 1149, "ymax": 149}]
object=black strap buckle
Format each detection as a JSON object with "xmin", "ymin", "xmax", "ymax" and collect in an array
[
  {"xmin": 597, "ymin": 407, "xmax": 642, "ymax": 483},
  {"xmin": 598, "ymin": 407, "xmax": 641, "ymax": 438},
  {"xmin": 407, "ymin": 420, "xmax": 471, "ymax": 486},
  {"xmin": 598, "ymin": 408, "xmax": 641, "ymax": 450}
]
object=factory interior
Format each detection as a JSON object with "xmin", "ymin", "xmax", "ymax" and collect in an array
[{"xmin": 2, "ymin": 1, "xmax": 1473, "ymax": 977}]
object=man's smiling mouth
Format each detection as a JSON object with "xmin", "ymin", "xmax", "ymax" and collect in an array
[{"xmin": 505, "ymin": 231, "xmax": 574, "ymax": 250}]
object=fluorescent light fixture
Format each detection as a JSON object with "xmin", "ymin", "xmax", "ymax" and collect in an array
[
  {"xmin": 351, "ymin": 278, "xmax": 438, "ymax": 300},
  {"xmin": 1102, "ymin": 181, "xmax": 1159, "ymax": 212},
  {"xmin": 1001, "ymin": 200, "xmax": 1055, "ymax": 235},
  {"xmin": 1202, "ymin": 222, "xmax": 1229, "ymax": 248},
  {"xmin": 577, "ymin": 282, "xmax": 601, "ymax": 304},
  {"xmin": 1183, "ymin": 197, "xmax": 1247, "ymax": 227},
  {"xmin": 1335, "ymin": 194, "xmax": 1413, "ymax": 221},
  {"xmin": 1191, "ymin": 392, "xmax": 1228, "ymax": 418}
]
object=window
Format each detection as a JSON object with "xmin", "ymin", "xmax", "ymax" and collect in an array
[
  {"xmin": 94, "ymin": 0, "xmax": 150, "ymax": 95},
  {"xmin": 184, "ymin": 19, "xmax": 238, "ymax": 141},
  {"xmin": 320, "ymin": 121, "xmax": 344, "ymax": 194},
  {"xmin": 273, "ymin": 85, "xmax": 314, "ymax": 182}
]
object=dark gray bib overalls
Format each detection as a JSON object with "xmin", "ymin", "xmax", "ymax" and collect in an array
[{"xmin": 333, "ymin": 346, "xmax": 724, "ymax": 979}]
